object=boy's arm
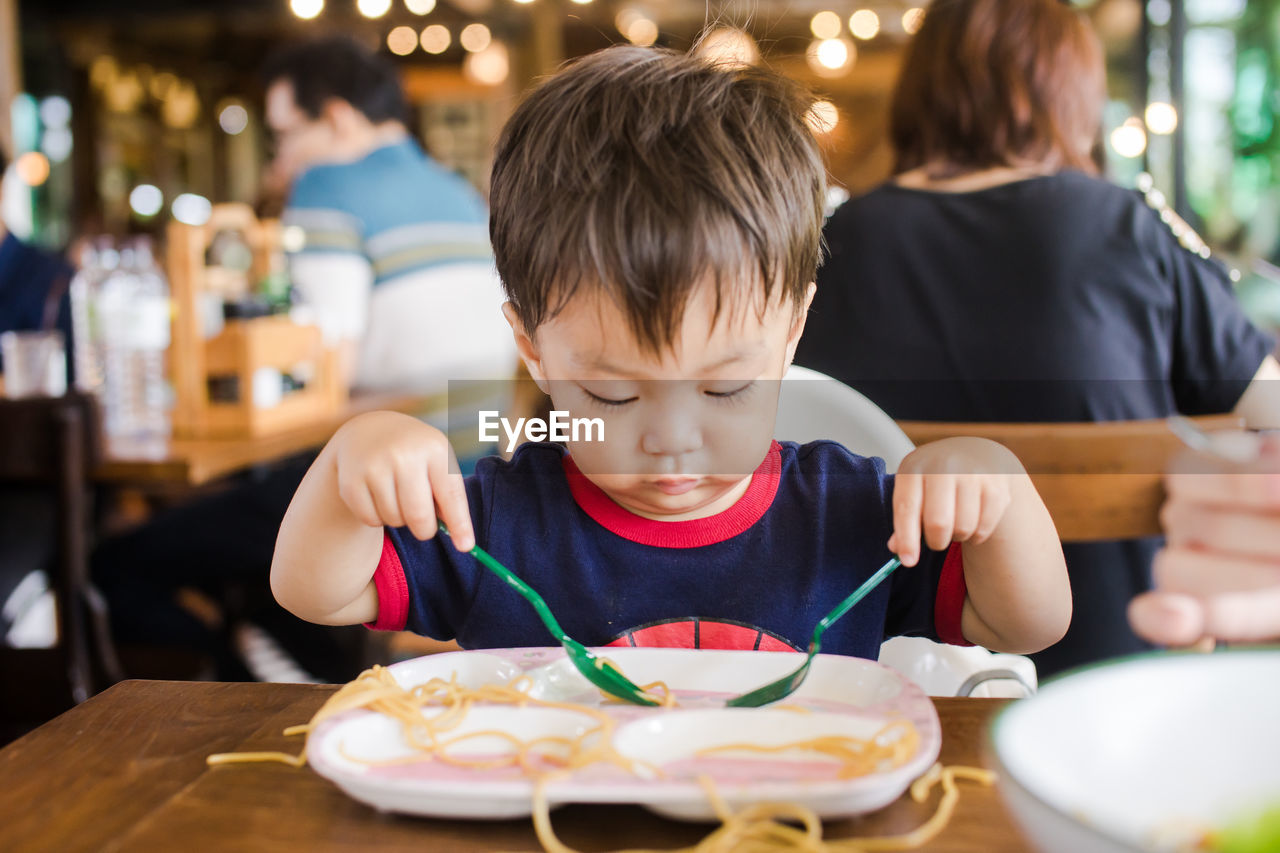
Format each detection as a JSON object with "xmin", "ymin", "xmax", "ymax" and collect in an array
[
  {"xmin": 270, "ymin": 411, "xmax": 474, "ymax": 627},
  {"xmin": 890, "ymin": 437, "xmax": 1070, "ymax": 655},
  {"xmin": 955, "ymin": 474, "xmax": 1070, "ymax": 654},
  {"xmin": 271, "ymin": 439, "xmax": 383, "ymax": 625}
]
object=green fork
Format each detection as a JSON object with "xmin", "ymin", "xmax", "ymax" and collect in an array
[
  {"xmin": 725, "ymin": 555, "xmax": 904, "ymax": 708},
  {"xmin": 437, "ymin": 522, "xmax": 660, "ymax": 706}
]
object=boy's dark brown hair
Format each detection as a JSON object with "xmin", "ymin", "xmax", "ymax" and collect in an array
[
  {"xmin": 489, "ymin": 46, "xmax": 826, "ymax": 353},
  {"xmin": 891, "ymin": 0, "xmax": 1104, "ymax": 177}
]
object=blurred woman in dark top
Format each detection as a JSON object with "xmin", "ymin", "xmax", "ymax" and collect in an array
[{"xmin": 796, "ymin": 0, "xmax": 1280, "ymax": 677}]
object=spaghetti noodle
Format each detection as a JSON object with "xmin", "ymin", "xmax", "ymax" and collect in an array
[
  {"xmin": 209, "ymin": 666, "xmax": 644, "ymax": 776},
  {"xmin": 694, "ymin": 719, "xmax": 920, "ymax": 779},
  {"xmin": 597, "ymin": 656, "xmax": 679, "ymax": 707},
  {"xmin": 207, "ymin": 666, "xmax": 994, "ymax": 852}
]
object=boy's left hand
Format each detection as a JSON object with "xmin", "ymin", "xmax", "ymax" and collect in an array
[{"xmin": 887, "ymin": 437, "xmax": 1023, "ymax": 567}]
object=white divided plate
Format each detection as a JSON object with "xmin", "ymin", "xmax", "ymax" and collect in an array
[{"xmin": 307, "ymin": 646, "xmax": 941, "ymax": 821}]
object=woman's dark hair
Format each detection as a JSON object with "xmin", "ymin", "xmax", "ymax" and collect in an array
[
  {"xmin": 261, "ymin": 35, "xmax": 407, "ymax": 125},
  {"xmin": 890, "ymin": 0, "xmax": 1105, "ymax": 176}
]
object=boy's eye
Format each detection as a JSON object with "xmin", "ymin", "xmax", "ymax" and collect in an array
[
  {"xmin": 704, "ymin": 381, "xmax": 755, "ymax": 399},
  {"xmin": 582, "ymin": 387, "xmax": 637, "ymax": 407}
]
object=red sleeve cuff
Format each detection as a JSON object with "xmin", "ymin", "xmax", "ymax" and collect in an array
[
  {"xmin": 364, "ymin": 532, "xmax": 410, "ymax": 632},
  {"xmin": 934, "ymin": 543, "xmax": 972, "ymax": 646}
]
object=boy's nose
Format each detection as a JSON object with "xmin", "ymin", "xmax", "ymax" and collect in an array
[{"xmin": 641, "ymin": 417, "xmax": 704, "ymax": 458}]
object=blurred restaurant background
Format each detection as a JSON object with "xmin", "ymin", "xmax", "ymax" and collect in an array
[
  {"xmin": 5, "ymin": 0, "xmax": 1280, "ymax": 275},
  {"xmin": 3, "ymin": 0, "xmax": 1280, "ymax": 737}
]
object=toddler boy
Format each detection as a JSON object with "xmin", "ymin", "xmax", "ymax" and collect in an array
[{"xmin": 272, "ymin": 46, "xmax": 1069, "ymax": 659}]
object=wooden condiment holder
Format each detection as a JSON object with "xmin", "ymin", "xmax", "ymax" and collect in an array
[{"xmin": 167, "ymin": 203, "xmax": 346, "ymax": 438}]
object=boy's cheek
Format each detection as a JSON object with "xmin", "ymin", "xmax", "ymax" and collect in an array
[{"xmin": 706, "ymin": 423, "xmax": 776, "ymax": 476}]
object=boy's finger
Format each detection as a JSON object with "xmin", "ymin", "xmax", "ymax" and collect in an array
[
  {"xmin": 892, "ymin": 473, "xmax": 924, "ymax": 566},
  {"xmin": 951, "ymin": 477, "xmax": 981, "ymax": 541},
  {"xmin": 920, "ymin": 474, "xmax": 956, "ymax": 551},
  {"xmin": 428, "ymin": 443, "xmax": 474, "ymax": 552},
  {"xmin": 970, "ymin": 479, "xmax": 1006, "ymax": 544},
  {"xmin": 394, "ymin": 454, "xmax": 437, "ymax": 541},
  {"xmin": 337, "ymin": 472, "xmax": 382, "ymax": 528},
  {"xmin": 367, "ymin": 470, "xmax": 406, "ymax": 529}
]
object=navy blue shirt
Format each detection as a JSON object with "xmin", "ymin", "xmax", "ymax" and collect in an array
[
  {"xmin": 369, "ymin": 441, "xmax": 965, "ymax": 659},
  {"xmin": 798, "ymin": 172, "xmax": 1272, "ymax": 419},
  {"xmin": 796, "ymin": 171, "xmax": 1275, "ymax": 676},
  {"xmin": 0, "ymin": 232, "xmax": 73, "ymax": 376}
]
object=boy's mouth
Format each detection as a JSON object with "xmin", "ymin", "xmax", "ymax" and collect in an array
[{"xmin": 650, "ymin": 476, "xmax": 701, "ymax": 496}]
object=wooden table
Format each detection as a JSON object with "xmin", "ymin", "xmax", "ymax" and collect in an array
[
  {"xmin": 0, "ymin": 680, "xmax": 1032, "ymax": 852},
  {"xmin": 94, "ymin": 392, "xmax": 443, "ymax": 486}
]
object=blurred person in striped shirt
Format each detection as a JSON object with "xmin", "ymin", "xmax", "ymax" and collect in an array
[{"xmin": 263, "ymin": 35, "xmax": 515, "ymax": 393}]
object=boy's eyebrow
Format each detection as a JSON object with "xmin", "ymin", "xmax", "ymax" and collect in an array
[{"xmin": 579, "ymin": 344, "xmax": 767, "ymax": 377}]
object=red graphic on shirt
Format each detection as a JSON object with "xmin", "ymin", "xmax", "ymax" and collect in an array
[{"xmin": 605, "ymin": 618, "xmax": 800, "ymax": 652}]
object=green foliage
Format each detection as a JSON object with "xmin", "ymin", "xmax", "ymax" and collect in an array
[
  {"xmin": 1231, "ymin": 0, "xmax": 1280, "ymax": 254},
  {"xmin": 1211, "ymin": 802, "xmax": 1280, "ymax": 853}
]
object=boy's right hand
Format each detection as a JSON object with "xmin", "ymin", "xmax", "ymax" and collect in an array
[{"xmin": 330, "ymin": 411, "xmax": 475, "ymax": 551}]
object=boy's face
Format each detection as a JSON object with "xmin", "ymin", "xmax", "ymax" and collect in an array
[{"xmin": 507, "ymin": 279, "xmax": 814, "ymax": 521}]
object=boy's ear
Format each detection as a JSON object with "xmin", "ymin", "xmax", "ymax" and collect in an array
[
  {"xmin": 502, "ymin": 302, "xmax": 551, "ymax": 395},
  {"xmin": 783, "ymin": 282, "xmax": 817, "ymax": 367}
]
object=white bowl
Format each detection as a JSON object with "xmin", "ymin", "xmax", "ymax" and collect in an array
[{"xmin": 988, "ymin": 649, "xmax": 1280, "ymax": 853}]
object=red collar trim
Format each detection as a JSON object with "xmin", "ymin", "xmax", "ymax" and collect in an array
[{"xmin": 562, "ymin": 442, "xmax": 782, "ymax": 548}]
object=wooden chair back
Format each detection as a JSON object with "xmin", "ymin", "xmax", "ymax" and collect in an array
[
  {"xmin": 895, "ymin": 414, "xmax": 1245, "ymax": 542},
  {"xmin": 0, "ymin": 393, "xmax": 121, "ymax": 723}
]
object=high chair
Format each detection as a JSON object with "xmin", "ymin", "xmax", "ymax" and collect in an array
[{"xmin": 775, "ymin": 365, "xmax": 915, "ymax": 470}]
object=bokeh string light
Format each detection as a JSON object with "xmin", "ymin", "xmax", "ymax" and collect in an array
[
  {"xmin": 388, "ymin": 26, "xmax": 419, "ymax": 55},
  {"xmin": 806, "ymin": 100, "xmax": 839, "ymax": 135},
  {"xmin": 357, "ymin": 0, "xmax": 392, "ymax": 18},
  {"xmin": 289, "ymin": 0, "xmax": 323, "ymax": 19},
  {"xmin": 460, "ymin": 23, "xmax": 492, "ymax": 53},
  {"xmin": 810, "ymin": 11, "xmax": 842, "ymax": 40},
  {"xmin": 420, "ymin": 24, "xmax": 451, "ymax": 54},
  {"xmin": 849, "ymin": 9, "xmax": 880, "ymax": 40},
  {"xmin": 902, "ymin": 7, "xmax": 924, "ymax": 34}
]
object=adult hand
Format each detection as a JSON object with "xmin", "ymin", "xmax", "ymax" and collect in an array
[{"xmin": 1129, "ymin": 436, "xmax": 1280, "ymax": 645}]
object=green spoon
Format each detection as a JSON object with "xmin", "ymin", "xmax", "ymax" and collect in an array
[
  {"xmin": 437, "ymin": 522, "xmax": 660, "ymax": 706},
  {"xmin": 726, "ymin": 555, "xmax": 904, "ymax": 708}
]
